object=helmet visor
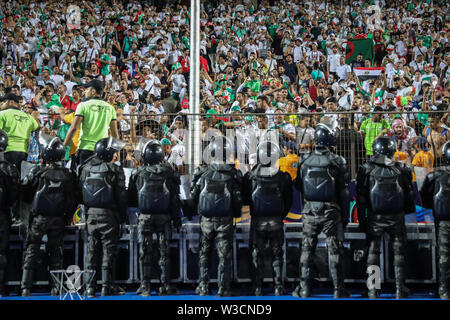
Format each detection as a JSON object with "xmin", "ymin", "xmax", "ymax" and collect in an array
[
  {"xmin": 38, "ymin": 133, "xmax": 62, "ymax": 150},
  {"xmin": 107, "ymin": 137, "xmax": 126, "ymax": 151}
]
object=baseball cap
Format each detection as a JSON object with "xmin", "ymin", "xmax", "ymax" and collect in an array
[
  {"xmin": 83, "ymin": 79, "xmax": 104, "ymax": 94},
  {"xmin": 385, "ymin": 93, "xmax": 395, "ymax": 99},
  {"xmin": 161, "ymin": 138, "xmax": 172, "ymax": 145}
]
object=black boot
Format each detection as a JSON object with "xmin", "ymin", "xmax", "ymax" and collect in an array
[
  {"xmin": 0, "ymin": 269, "xmax": 6, "ymax": 296},
  {"xmin": 216, "ymin": 270, "xmax": 232, "ymax": 297},
  {"xmin": 330, "ymin": 266, "xmax": 351, "ymax": 299},
  {"xmin": 273, "ymin": 261, "xmax": 285, "ymax": 296},
  {"xmin": 252, "ymin": 286, "xmax": 263, "ymax": 296},
  {"xmin": 110, "ymin": 263, "xmax": 125, "ymax": 295},
  {"xmin": 138, "ymin": 263, "xmax": 152, "ymax": 296},
  {"xmin": 195, "ymin": 264, "xmax": 210, "ymax": 296},
  {"xmin": 84, "ymin": 271, "xmax": 96, "ymax": 298},
  {"xmin": 298, "ymin": 266, "xmax": 312, "ymax": 298},
  {"xmin": 438, "ymin": 265, "xmax": 449, "ymax": 300},
  {"xmin": 21, "ymin": 269, "xmax": 34, "ymax": 297},
  {"xmin": 395, "ymin": 266, "xmax": 410, "ymax": 299},
  {"xmin": 101, "ymin": 269, "xmax": 112, "ymax": 296},
  {"xmin": 368, "ymin": 289, "xmax": 380, "ymax": 299},
  {"xmin": 159, "ymin": 283, "xmax": 178, "ymax": 296}
]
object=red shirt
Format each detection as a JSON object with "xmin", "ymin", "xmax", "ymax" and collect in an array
[
  {"xmin": 200, "ymin": 56, "xmax": 208, "ymax": 73},
  {"xmin": 309, "ymin": 85, "xmax": 318, "ymax": 101},
  {"xmin": 60, "ymin": 96, "xmax": 72, "ymax": 110},
  {"xmin": 179, "ymin": 56, "xmax": 190, "ymax": 74},
  {"xmin": 69, "ymin": 100, "xmax": 81, "ymax": 112},
  {"xmin": 116, "ymin": 25, "xmax": 127, "ymax": 41}
]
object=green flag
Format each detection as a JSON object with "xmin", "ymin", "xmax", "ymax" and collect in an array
[{"xmin": 345, "ymin": 39, "xmax": 374, "ymax": 66}]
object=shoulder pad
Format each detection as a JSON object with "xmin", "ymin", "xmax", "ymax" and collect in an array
[
  {"xmin": 330, "ymin": 154, "xmax": 347, "ymax": 166},
  {"xmin": 193, "ymin": 165, "xmax": 207, "ymax": 177},
  {"xmin": 298, "ymin": 153, "xmax": 310, "ymax": 166},
  {"xmin": 425, "ymin": 170, "xmax": 438, "ymax": 181},
  {"xmin": 394, "ymin": 162, "xmax": 411, "ymax": 174},
  {"xmin": 359, "ymin": 162, "xmax": 374, "ymax": 174}
]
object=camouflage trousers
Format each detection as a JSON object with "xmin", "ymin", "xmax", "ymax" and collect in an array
[
  {"xmin": 137, "ymin": 214, "xmax": 172, "ymax": 285},
  {"xmin": 366, "ymin": 214, "xmax": 406, "ymax": 286},
  {"xmin": 23, "ymin": 215, "xmax": 65, "ymax": 271},
  {"xmin": 436, "ymin": 220, "xmax": 450, "ymax": 290},
  {"xmin": 199, "ymin": 216, "xmax": 234, "ymax": 290},
  {"xmin": 22, "ymin": 215, "xmax": 65, "ymax": 290},
  {"xmin": 0, "ymin": 212, "xmax": 11, "ymax": 288},
  {"xmin": 300, "ymin": 209, "xmax": 345, "ymax": 289},
  {"xmin": 249, "ymin": 216, "xmax": 284, "ymax": 289},
  {"xmin": 85, "ymin": 209, "xmax": 119, "ymax": 288}
]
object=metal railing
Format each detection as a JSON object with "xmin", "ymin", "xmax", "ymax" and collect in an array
[{"xmin": 33, "ymin": 110, "xmax": 449, "ymax": 179}]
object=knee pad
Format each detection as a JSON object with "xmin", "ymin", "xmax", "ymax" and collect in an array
[
  {"xmin": 392, "ymin": 238, "xmax": 406, "ymax": 256},
  {"xmin": 368, "ymin": 239, "xmax": 381, "ymax": 255},
  {"xmin": 326, "ymin": 236, "xmax": 340, "ymax": 253}
]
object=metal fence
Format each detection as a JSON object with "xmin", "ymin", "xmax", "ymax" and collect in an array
[{"xmin": 37, "ymin": 110, "xmax": 449, "ymax": 180}]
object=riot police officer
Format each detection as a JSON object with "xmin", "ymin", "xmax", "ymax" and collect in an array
[
  {"xmin": 191, "ymin": 136, "xmax": 243, "ymax": 297},
  {"xmin": 243, "ymin": 140, "xmax": 293, "ymax": 296},
  {"xmin": 21, "ymin": 134, "xmax": 79, "ymax": 297},
  {"xmin": 420, "ymin": 141, "xmax": 450, "ymax": 299},
  {"xmin": 128, "ymin": 139, "xmax": 181, "ymax": 296},
  {"xmin": 79, "ymin": 137, "xmax": 127, "ymax": 297},
  {"xmin": 294, "ymin": 124, "xmax": 351, "ymax": 298},
  {"xmin": 356, "ymin": 136, "xmax": 415, "ymax": 299},
  {"xmin": 0, "ymin": 130, "xmax": 20, "ymax": 297}
]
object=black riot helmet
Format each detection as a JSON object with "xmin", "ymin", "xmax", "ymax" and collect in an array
[
  {"xmin": 94, "ymin": 137, "xmax": 126, "ymax": 162},
  {"xmin": 142, "ymin": 140, "xmax": 164, "ymax": 165},
  {"xmin": 207, "ymin": 136, "xmax": 233, "ymax": 164},
  {"xmin": 39, "ymin": 133, "xmax": 65, "ymax": 162},
  {"xmin": 442, "ymin": 141, "xmax": 450, "ymax": 165},
  {"xmin": 314, "ymin": 123, "xmax": 337, "ymax": 148},
  {"xmin": 0, "ymin": 130, "xmax": 8, "ymax": 152},
  {"xmin": 372, "ymin": 136, "xmax": 397, "ymax": 159},
  {"xmin": 257, "ymin": 140, "xmax": 284, "ymax": 167}
]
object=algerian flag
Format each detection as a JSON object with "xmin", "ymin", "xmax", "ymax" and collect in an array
[
  {"xmin": 354, "ymin": 67, "xmax": 384, "ymax": 82},
  {"xmin": 345, "ymin": 38, "xmax": 375, "ymax": 65}
]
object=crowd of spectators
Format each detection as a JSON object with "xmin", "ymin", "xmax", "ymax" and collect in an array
[{"xmin": 0, "ymin": 0, "xmax": 449, "ymax": 180}]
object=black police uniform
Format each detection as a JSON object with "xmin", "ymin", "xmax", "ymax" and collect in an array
[
  {"xmin": 79, "ymin": 137, "xmax": 127, "ymax": 297},
  {"xmin": 20, "ymin": 134, "xmax": 79, "ymax": 297},
  {"xmin": 420, "ymin": 141, "xmax": 450, "ymax": 299},
  {"xmin": 243, "ymin": 141, "xmax": 293, "ymax": 296},
  {"xmin": 128, "ymin": 140, "xmax": 181, "ymax": 296},
  {"xmin": 190, "ymin": 136, "xmax": 243, "ymax": 297},
  {"xmin": 294, "ymin": 124, "xmax": 351, "ymax": 298},
  {"xmin": 0, "ymin": 130, "xmax": 20, "ymax": 296},
  {"xmin": 356, "ymin": 136, "xmax": 416, "ymax": 299}
]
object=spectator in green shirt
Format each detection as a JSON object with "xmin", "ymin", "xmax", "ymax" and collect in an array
[
  {"xmin": 63, "ymin": 80, "xmax": 119, "ymax": 172},
  {"xmin": 243, "ymin": 70, "xmax": 261, "ymax": 101},
  {"xmin": 360, "ymin": 106, "xmax": 391, "ymax": 157},
  {"xmin": 0, "ymin": 93, "xmax": 40, "ymax": 172}
]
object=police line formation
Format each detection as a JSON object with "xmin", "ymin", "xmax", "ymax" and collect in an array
[{"xmin": 0, "ymin": 125, "xmax": 449, "ymax": 300}]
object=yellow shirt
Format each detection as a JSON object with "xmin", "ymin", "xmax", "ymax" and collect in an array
[
  {"xmin": 63, "ymin": 112, "xmax": 81, "ymax": 157},
  {"xmin": 278, "ymin": 154, "xmax": 299, "ymax": 180},
  {"xmin": 412, "ymin": 150, "xmax": 434, "ymax": 182}
]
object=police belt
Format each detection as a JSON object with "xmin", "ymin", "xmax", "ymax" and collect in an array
[
  {"xmin": 303, "ymin": 201, "xmax": 340, "ymax": 216},
  {"xmin": 86, "ymin": 207, "xmax": 117, "ymax": 215}
]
